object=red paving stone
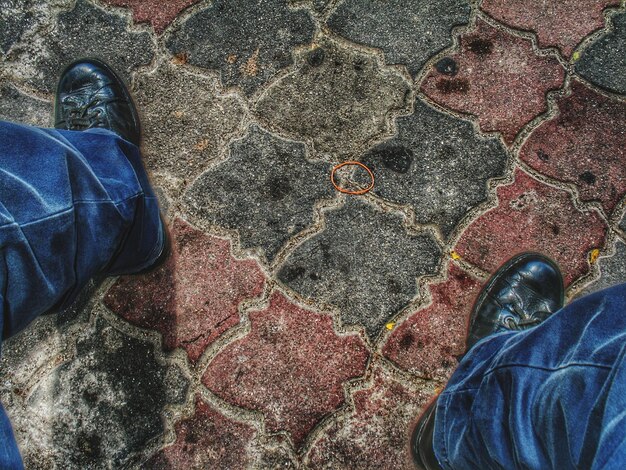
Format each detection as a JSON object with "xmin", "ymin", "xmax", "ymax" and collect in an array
[
  {"xmin": 481, "ymin": 0, "xmax": 620, "ymax": 57},
  {"xmin": 202, "ymin": 291, "xmax": 369, "ymax": 449},
  {"xmin": 104, "ymin": 218, "xmax": 266, "ymax": 363},
  {"xmin": 455, "ymin": 169, "xmax": 608, "ymax": 286},
  {"xmin": 382, "ymin": 264, "xmax": 483, "ymax": 378},
  {"xmin": 420, "ymin": 19, "xmax": 565, "ymax": 145},
  {"xmin": 520, "ymin": 80, "xmax": 626, "ymax": 215},
  {"xmin": 306, "ymin": 366, "xmax": 429, "ymax": 469},
  {"xmin": 144, "ymin": 395, "xmax": 255, "ymax": 469},
  {"xmin": 103, "ymin": 0, "xmax": 199, "ymax": 34}
]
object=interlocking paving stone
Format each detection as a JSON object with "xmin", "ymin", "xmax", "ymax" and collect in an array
[
  {"xmin": 102, "ymin": 0, "xmax": 199, "ymax": 34},
  {"xmin": 15, "ymin": 316, "xmax": 188, "ymax": 468},
  {"xmin": 11, "ymin": 0, "xmax": 154, "ymax": 93},
  {"xmin": 185, "ymin": 125, "xmax": 334, "ymax": 263},
  {"xmin": 455, "ymin": 169, "xmax": 608, "ymax": 286},
  {"xmin": 327, "ymin": 0, "xmax": 471, "ymax": 76},
  {"xmin": 577, "ymin": 12, "xmax": 626, "ymax": 95},
  {"xmin": 133, "ymin": 62, "xmax": 245, "ymax": 190},
  {"xmin": 305, "ymin": 366, "xmax": 429, "ymax": 469},
  {"xmin": 165, "ymin": 0, "xmax": 315, "ymax": 96},
  {"xmin": 0, "ymin": 82, "xmax": 52, "ymax": 127},
  {"xmin": 578, "ymin": 239, "xmax": 626, "ymax": 297},
  {"xmin": 104, "ymin": 218, "xmax": 266, "ymax": 363},
  {"xmin": 202, "ymin": 291, "xmax": 369, "ymax": 449},
  {"xmin": 420, "ymin": 19, "xmax": 565, "ymax": 145},
  {"xmin": 382, "ymin": 264, "xmax": 483, "ymax": 378},
  {"xmin": 520, "ymin": 80, "xmax": 626, "ymax": 215},
  {"xmin": 481, "ymin": 0, "xmax": 620, "ymax": 58},
  {"xmin": 0, "ymin": 0, "xmax": 38, "ymax": 55},
  {"xmin": 278, "ymin": 198, "xmax": 442, "ymax": 339},
  {"xmin": 144, "ymin": 395, "xmax": 255, "ymax": 469},
  {"xmin": 254, "ymin": 37, "xmax": 410, "ymax": 156},
  {"xmin": 356, "ymin": 97, "xmax": 509, "ymax": 238}
]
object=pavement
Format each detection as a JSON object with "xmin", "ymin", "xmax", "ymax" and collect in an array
[{"xmin": 0, "ymin": 0, "xmax": 625, "ymax": 468}]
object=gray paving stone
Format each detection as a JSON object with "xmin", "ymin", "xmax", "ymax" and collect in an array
[
  {"xmin": 0, "ymin": 82, "xmax": 52, "ymax": 127},
  {"xmin": 577, "ymin": 12, "xmax": 626, "ymax": 95},
  {"xmin": 11, "ymin": 0, "xmax": 154, "ymax": 93},
  {"xmin": 327, "ymin": 0, "xmax": 472, "ymax": 76},
  {"xmin": 254, "ymin": 37, "xmax": 411, "ymax": 156},
  {"xmin": 185, "ymin": 125, "xmax": 334, "ymax": 262},
  {"xmin": 0, "ymin": 0, "xmax": 69, "ymax": 56},
  {"xmin": 13, "ymin": 316, "xmax": 188, "ymax": 469},
  {"xmin": 578, "ymin": 239, "xmax": 626, "ymax": 297},
  {"xmin": 165, "ymin": 0, "xmax": 315, "ymax": 96},
  {"xmin": 0, "ymin": 0, "xmax": 36, "ymax": 55},
  {"xmin": 278, "ymin": 198, "xmax": 442, "ymax": 339},
  {"xmin": 356, "ymin": 97, "xmax": 509, "ymax": 238},
  {"xmin": 133, "ymin": 62, "xmax": 246, "ymax": 193}
]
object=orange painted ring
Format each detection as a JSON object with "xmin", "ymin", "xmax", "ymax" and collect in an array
[{"xmin": 330, "ymin": 161, "xmax": 375, "ymax": 195}]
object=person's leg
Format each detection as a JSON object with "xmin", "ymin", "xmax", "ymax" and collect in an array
[
  {"xmin": 0, "ymin": 121, "xmax": 165, "ymax": 340},
  {"xmin": 434, "ymin": 282, "xmax": 626, "ymax": 469},
  {"xmin": 0, "ymin": 403, "xmax": 23, "ymax": 470}
]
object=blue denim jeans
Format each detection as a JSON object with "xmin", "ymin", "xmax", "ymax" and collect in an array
[
  {"xmin": 434, "ymin": 283, "xmax": 626, "ymax": 469},
  {"xmin": 0, "ymin": 121, "xmax": 164, "ymax": 468}
]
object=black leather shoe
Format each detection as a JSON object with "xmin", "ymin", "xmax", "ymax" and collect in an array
[
  {"xmin": 54, "ymin": 58, "xmax": 141, "ymax": 146},
  {"xmin": 466, "ymin": 252, "xmax": 564, "ymax": 350},
  {"xmin": 411, "ymin": 399, "xmax": 443, "ymax": 470}
]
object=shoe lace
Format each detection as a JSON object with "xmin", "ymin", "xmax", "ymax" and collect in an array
[{"xmin": 56, "ymin": 84, "xmax": 122, "ymax": 131}]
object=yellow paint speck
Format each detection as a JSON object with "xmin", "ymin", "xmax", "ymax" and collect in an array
[
  {"xmin": 450, "ymin": 251, "xmax": 461, "ymax": 261},
  {"xmin": 385, "ymin": 322, "xmax": 395, "ymax": 331},
  {"xmin": 572, "ymin": 51, "xmax": 581, "ymax": 62},
  {"xmin": 590, "ymin": 249, "xmax": 600, "ymax": 264}
]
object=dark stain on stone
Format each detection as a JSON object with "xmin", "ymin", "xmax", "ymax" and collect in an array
[
  {"xmin": 537, "ymin": 150, "xmax": 550, "ymax": 162},
  {"xmin": 435, "ymin": 57, "xmax": 458, "ymax": 76},
  {"xmin": 441, "ymin": 359, "xmax": 452, "ymax": 368},
  {"xmin": 371, "ymin": 145, "xmax": 414, "ymax": 173},
  {"xmin": 466, "ymin": 36, "xmax": 494, "ymax": 56},
  {"xmin": 266, "ymin": 176, "xmax": 292, "ymax": 200},
  {"xmin": 579, "ymin": 171, "xmax": 596, "ymax": 185},
  {"xmin": 353, "ymin": 59, "xmax": 365, "ymax": 72},
  {"xmin": 309, "ymin": 272, "xmax": 321, "ymax": 281},
  {"xmin": 76, "ymin": 432, "xmax": 102, "ymax": 459},
  {"xmin": 307, "ymin": 47, "xmax": 325, "ymax": 67},
  {"xmin": 280, "ymin": 265, "xmax": 306, "ymax": 283},
  {"xmin": 436, "ymin": 78, "xmax": 470, "ymax": 94},
  {"xmin": 551, "ymin": 224, "xmax": 560, "ymax": 235},
  {"xmin": 387, "ymin": 278, "xmax": 402, "ymax": 295},
  {"xmin": 399, "ymin": 332, "xmax": 414, "ymax": 349}
]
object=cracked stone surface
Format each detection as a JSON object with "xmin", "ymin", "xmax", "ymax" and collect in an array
[
  {"xmin": 165, "ymin": 0, "xmax": 315, "ymax": 95},
  {"xmin": 278, "ymin": 198, "xmax": 442, "ymax": 339},
  {"xmin": 0, "ymin": 82, "xmax": 51, "ymax": 127},
  {"xmin": 202, "ymin": 291, "xmax": 369, "ymax": 449},
  {"xmin": 185, "ymin": 125, "xmax": 335, "ymax": 263},
  {"xmin": 577, "ymin": 12, "xmax": 626, "ymax": 95},
  {"xmin": 133, "ymin": 61, "xmax": 246, "ymax": 192},
  {"xmin": 9, "ymin": 0, "xmax": 154, "ymax": 93},
  {"xmin": 305, "ymin": 366, "xmax": 429, "ymax": 469},
  {"xmin": 520, "ymin": 80, "xmax": 626, "ymax": 215},
  {"xmin": 481, "ymin": 0, "xmax": 620, "ymax": 57},
  {"xmin": 327, "ymin": 0, "xmax": 471, "ymax": 76},
  {"xmin": 144, "ymin": 395, "xmax": 256, "ymax": 469},
  {"xmin": 102, "ymin": 0, "xmax": 200, "ymax": 34},
  {"xmin": 455, "ymin": 169, "xmax": 608, "ymax": 286},
  {"xmin": 11, "ymin": 315, "xmax": 188, "ymax": 469},
  {"xmin": 383, "ymin": 264, "xmax": 483, "ymax": 379},
  {"xmin": 255, "ymin": 38, "xmax": 410, "ymax": 156},
  {"xmin": 104, "ymin": 218, "xmax": 266, "ymax": 363},
  {"xmin": 420, "ymin": 19, "xmax": 565, "ymax": 145},
  {"xmin": 356, "ymin": 96, "xmax": 509, "ymax": 238}
]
